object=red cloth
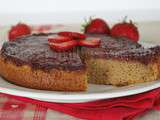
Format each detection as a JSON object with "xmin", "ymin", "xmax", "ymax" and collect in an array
[
  {"xmin": 1, "ymin": 88, "xmax": 160, "ymax": 120},
  {"xmin": 0, "ymin": 93, "xmax": 47, "ymax": 120}
]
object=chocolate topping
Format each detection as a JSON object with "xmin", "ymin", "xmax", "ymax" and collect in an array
[
  {"xmin": 1, "ymin": 33, "xmax": 160, "ymax": 71},
  {"xmin": 1, "ymin": 33, "xmax": 85, "ymax": 71},
  {"xmin": 84, "ymin": 34, "xmax": 160, "ymax": 64}
]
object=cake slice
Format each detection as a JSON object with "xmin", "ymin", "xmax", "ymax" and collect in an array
[
  {"xmin": 0, "ymin": 33, "xmax": 87, "ymax": 91},
  {"xmin": 83, "ymin": 34, "xmax": 160, "ymax": 86}
]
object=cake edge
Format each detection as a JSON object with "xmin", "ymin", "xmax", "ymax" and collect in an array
[{"xmin": 0, "ymin": 55, "xmax": 88, "ymax": 91}]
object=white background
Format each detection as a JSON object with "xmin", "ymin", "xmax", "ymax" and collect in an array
[
  {"xmin": 0, "ymin": 0, "xmax": 160, "ymax": 24},
  {"xmin": 0, "ymin": 0, "xmax": 160, "ymax": 13}
]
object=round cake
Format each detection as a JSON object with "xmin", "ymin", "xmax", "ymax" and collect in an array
[{"xmin": 0, "ymin": 33, "xmax": 160, "ymax": 91}]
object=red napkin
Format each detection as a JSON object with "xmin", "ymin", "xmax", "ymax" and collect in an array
[{"xmin": 2, "ymin": 88, "xmax": 160, "ymax": 120}]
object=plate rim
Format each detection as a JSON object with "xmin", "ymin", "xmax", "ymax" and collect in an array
[{"xmin": 0, "ymin": 80, "xmax": 160, "ymax": 101}]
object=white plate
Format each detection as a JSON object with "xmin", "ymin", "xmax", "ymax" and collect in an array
[
  {"xmin": 0, "ymin": 40, "xmax": 159, "ymax": 103},
  {"xmin": 0, "ymin": 77, "xmax": 160, "ymax": 103}
]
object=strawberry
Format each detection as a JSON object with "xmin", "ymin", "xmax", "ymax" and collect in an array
[
  {"xmin": 83, "ymin": 18, "xmax": 110, "ymax": 35},
  {"xmin": 8, "ymin": 23, "xmax": 31, "ymax": 41},
  {"xmin": 58, "ymin": 31, "xmax": 86, "ymax": 39},
  {"xmin": 48, "ymin": 36, "xmax": 72, "ymax": 43},
  {"xmin": 78, "ymin": 38, "xmax": 101, "ymax": 47},
  {"xmin": 49, "ymin": 40, "xmax": 77, "ymax": 52},
  {"xmin": 111, "ymin": 20, "xmax": 139, "ymax": 42}
]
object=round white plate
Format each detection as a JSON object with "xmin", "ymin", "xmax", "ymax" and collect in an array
[
  {"xmin": 0, "ymin": 41, "xmax": 159, "ymax": 103},
  {"xmin": 0, "ymin": 77, "xmax": 160, "ymax": 103}
]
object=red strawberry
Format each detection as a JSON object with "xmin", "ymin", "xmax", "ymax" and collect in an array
[
  {"xmin": 78, "ymin": 38, "xmax": 101, "ymax": 47},
  {"xmin": 49, "ymin": 40, "xmax": 77, "ymax": 52},
  {"xmin": 83, "ymin": 18, "xmax": 110, "ymax": 35},
  {"xmin": 48, "ymin": 36, "xmax": 72, "ymax": 43},
  {"xmin": 111, "ymin": 20, "xmax": 139, "ymax": 42},
  {"xmin": 8, "ymin": 23, "xmax": 31, "ymax": 41},
  {"xmin": 58, "ymin": 31, "xmax": 86, "ymax": 39}
]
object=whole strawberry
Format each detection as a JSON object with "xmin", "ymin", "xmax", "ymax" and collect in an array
[
  {"xmin": 9, "ymin": 23, "xmax": 31, "ymax": 41},
  {"xmin": 83, "ymin": 18, "xmax": 110, "ymax": 35},
  {"xmin": 111, "ymin": 20, "xmax": 139, "ymax": 42}
]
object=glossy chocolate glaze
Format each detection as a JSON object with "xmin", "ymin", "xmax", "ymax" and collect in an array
[
  {"xmin": 1, "ymin": 33, "xmax": 85, "ymax": 71},
  {"xmin": 84, "ymin": 34, "xmax": 160, "ymax": 64}
]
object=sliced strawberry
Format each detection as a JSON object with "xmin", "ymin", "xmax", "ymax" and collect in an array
[
  {"xmin": 9, "ymin": 23, "xmax": 31, "ymax": 41},
  {"xmin": 78, "ymin": 38, "xmax": 101, "ymax": 47},
  {"xmin": 49, "ymin": 40, "xmax": 78, "ymax": 52},
  {"xmin": 48, "ymin": 36, "xmax": 72, "ymax": 43},
  {"xmin": 58, "ymin": 31, "xmax": 86, "ymax": 39}
]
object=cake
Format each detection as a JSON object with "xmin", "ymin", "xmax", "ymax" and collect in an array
[
  {"xmin": 0, "ymin": 33, "xmax": 87, "ymax": 91},
  {"xmin": 0, "ymin": 33, "xmax": 160, "ymax": 91},
  {"xmin": 83, "ymin": 34, "xmax": 160, "ymax": 86}
]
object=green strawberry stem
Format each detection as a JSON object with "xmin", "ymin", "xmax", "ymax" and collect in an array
[
  {"xmin": 81, "ymin": 16, "xmax": 93, "ymax": 32},
  {"xmin": 123, "ymin": 16, "xmax": 128, "ymax": 23}
]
